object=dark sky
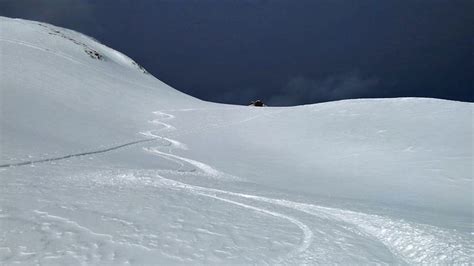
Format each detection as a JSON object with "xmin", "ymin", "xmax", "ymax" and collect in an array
[{"xmin": 1, "ymin": 0, "xmax": 473, "ymax": 105}]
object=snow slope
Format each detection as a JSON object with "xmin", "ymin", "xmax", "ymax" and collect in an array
[{"xmin": 1, "ymin": 17, "xmax": 472, "ymax": 264}]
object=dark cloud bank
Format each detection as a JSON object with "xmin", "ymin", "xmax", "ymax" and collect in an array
[{"xmin": 1, "ymin": 0, "xmax": 472, "ymax": 106}]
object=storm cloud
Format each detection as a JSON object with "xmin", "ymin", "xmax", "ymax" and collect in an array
[
  {"xmin": 1, "ymin": 0, "xmax": 472, "ymax": 105},
  {"xmin": 268, "ymin": 73, "xmax": 379, "ymax": 106},
  {"xmin": 0, "ymin": 0, "xmax": 95, "ymax": 25}
]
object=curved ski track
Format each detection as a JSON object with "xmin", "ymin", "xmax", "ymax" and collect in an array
[
  {"xmin": 140, "ymin": 111, "xmax": 315, "ymax": 263},
  {"xmin": 139, "ymin": 110, "xmax": 473, "ymax": 264}
]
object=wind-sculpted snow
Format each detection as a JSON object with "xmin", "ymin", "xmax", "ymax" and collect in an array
[{"xmin": 1, "ymin": 16, "xmax": 472, "ymax": 264}]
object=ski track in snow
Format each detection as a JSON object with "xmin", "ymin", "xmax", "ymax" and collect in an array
[
  {"xmin": 139, "ymin": 110, "xmax": 473, "ymax": 264},
  {"xmin": 0, "ymin": 138, "xmax": 157, "ymax": 168},
  {"xmin": 196, "ymin": 186, "xmax": 473, "ymax": 264},
  {"xmin": 139, "ymin": 111, "xmax": 314, "ymax": 262},
  {"xmin": 0, "ymin": 107, "xmax": 242, "ymax": 168},
  {"xmin": 192, "ymin": 193, "xmax": 314, "ymax": 263}
]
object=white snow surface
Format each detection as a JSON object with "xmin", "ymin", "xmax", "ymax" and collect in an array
[{"xmin": 0, "ymin": 17, "xmax": 472, "ymax": 264}]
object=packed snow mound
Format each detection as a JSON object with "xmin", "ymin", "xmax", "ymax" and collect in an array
[{"xmin": 0, "ymin": 17, "xmax": 472, "ymax": 264}]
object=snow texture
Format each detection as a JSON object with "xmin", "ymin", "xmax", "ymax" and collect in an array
[{"xmin": 0, "ymin": 17, "xmax": 472, "ymax": 264}]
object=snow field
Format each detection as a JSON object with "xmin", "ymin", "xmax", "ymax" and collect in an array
[{"xmin": 1, "ymin": 16, "xmax": 472, "ymax": 264}]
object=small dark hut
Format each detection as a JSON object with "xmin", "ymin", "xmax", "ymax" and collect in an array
[{"xmin": 249, "ymin": 100, "xmax": 266, "ymax": 107}]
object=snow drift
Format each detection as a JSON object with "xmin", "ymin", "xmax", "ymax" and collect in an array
[{"xmin": 0, "ymin": 17, "xmax": 472, "ymax": 264}]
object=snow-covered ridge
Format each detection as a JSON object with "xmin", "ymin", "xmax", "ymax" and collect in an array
[
  {"xmin": 1, "ymin": 17, "xmax": 148, "ymax": 73},
  {"xmin": 0, "ymin": 16, "xmax": 205, "ymax": 164},
  {"xmin": 0, "ymin": 17, "xmax": 472, "ymax": 264}
]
